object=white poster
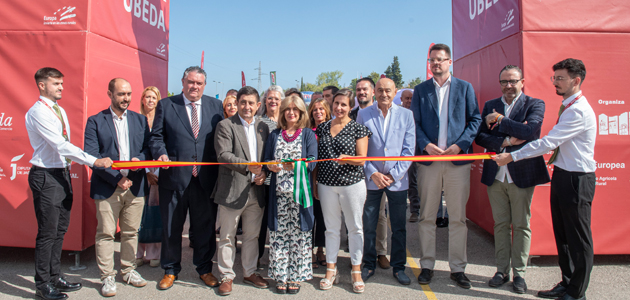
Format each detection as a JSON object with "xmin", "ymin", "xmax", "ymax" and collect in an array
[
  {"xmin": 619, "ymin": 112, "xmax": 628, "ymax": 135},
  {"xmin": 609, "ymin": 115, "xmax": 618, "ymax": 135},
  {"xmin": 599, "ymin": 114, "xmax": 608, "ymax": 135}
]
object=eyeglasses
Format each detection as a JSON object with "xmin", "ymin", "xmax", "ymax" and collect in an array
[
  {"xmin": 427, "ymin": 58, "xmax": 450, "ymax": 64},
  {"xmin": 499, "ymin": 79, "xmax": 522, "ymax": 86},
  {"xmin": 550, "ymin": 76, "xmax": 572, "ymax": 82}
]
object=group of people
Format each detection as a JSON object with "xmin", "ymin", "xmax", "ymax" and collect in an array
[{"xmin": 26, "ymin": 43, "xmax": 595, "ymax": 300}]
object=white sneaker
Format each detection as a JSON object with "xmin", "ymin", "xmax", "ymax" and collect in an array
[
  {"xmin": 123, "ymin": 270, "xmax": 148, "ymax": 287},
  {"xmin": 101, "ymin": 276, "xmax": 117, "ymax": 297}
]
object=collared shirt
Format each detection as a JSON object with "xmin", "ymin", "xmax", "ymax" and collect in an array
[
  {"xmin": 511, "ymin": 91, "xmax": 597, "ymax": 173},
  {"xmin": 183, "ymin": 94, "xmax": 202, "ymax": 128},
  {"xmin": 110, "ymin": 106, "xmax": 130, "ymax": 176},
  {"xmin": 239, "ymin": 114, "xmax": 258, "ymax": 181},
  {"xmin": 495, "ymin": 92, "xmax": 522, "ymax": 183},
  {"xmin": 377, "ymin": 103, "xmax": 393, "ymax": 139},
  {"xmin": 25, "ymin": 96, "xmax": 97, "ymax": 168},
  {"xmin": 434, "ymin": 76, "xmax": 452, "ymax": 150}
]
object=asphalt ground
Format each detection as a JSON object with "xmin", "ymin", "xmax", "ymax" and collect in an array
[{"xmin": 1, "ymin": 208, "xmax": 628, "ymax": 299}]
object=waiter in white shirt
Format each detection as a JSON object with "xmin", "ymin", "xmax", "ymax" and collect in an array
[
  {"xmin": 25, "ymin": 67, "xmax": 112, "ymax": 300},
  {"xmin": 494, "ymin": 58, "xmax": 596, "ymax": 300}
]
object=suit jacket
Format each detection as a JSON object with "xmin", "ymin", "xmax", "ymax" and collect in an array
[
  {"xmin": 349, "ymin": 106, "xmax": 360, "ymax": 121},
  {"xmin": 149, "ymin": 94, "xmax": 224, "ymax": 191},
  {"xmin": 475, "ymin": 93, "xmax": 550, "ymax": 188},
  {"xmin": 357, "ymin": 104, "xmax": 416, "ymax": 191},
  {"xmin": 212, "ymin": 114, "xmax": 269, "ymax": 209},
  {"xmin": 84, "ymin": 108, "xmax": 151, "ymax": 199},
  {"xmin": 410, "ymin": 77, "xmax": 482, "ymax": 165}
]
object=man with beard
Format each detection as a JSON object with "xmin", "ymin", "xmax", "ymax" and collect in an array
[
  {"xmin": 411, "ymin": 43, "xmax": 481, "ymax": 289},
  {"xmin": 494, "ymin": 59, "xmax": 596, "ymax": 300},
  {"xmin": 322, "ymin": 85, "xmax": 339, "ymax": 109},
  {"xmin": 350, "ymin": 77, "xmax": 375, "ymax": 121},
  {"xmin": 84, "ymin": 78, "xmax": 152, "ymax": 296}
]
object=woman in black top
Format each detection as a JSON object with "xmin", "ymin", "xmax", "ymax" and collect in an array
[{"xmin": 315, "ymin": 89, "xmax": 371, "ymax": 293}]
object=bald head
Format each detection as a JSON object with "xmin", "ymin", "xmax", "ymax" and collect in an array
[
  {"xmin": 108, "ymin": 78, "xmax": 129, "ymax": 93},
  {"xmin": 401, "ymin": 90, "xmax": 413, "ymax": 109},
  {"xmin": 375, "ymin": 78, "xmax": 397, "ymax": 110}
]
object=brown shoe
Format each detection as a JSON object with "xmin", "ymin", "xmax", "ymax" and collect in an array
[
  {"xmin": 218, "ymin": 278, "xmax": 233, "ymax": 296},
  {"xmin": 243, "ymin": 273, "xmax": 268, "ymax": 289},
  {"xmin": 200, "ymin": 273, "xmax": 219, "ymax": 287},
  {"xmin": 158, "ymin": 274, "xmax": 177, "ymax": 290},
  {"xmin": 378, "ymin": 255, "xmax": 391, "ymax": 269}
]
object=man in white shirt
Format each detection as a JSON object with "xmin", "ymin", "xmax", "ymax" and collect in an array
[
  {"xmin": 84, "ymin": 78, "xmax": 152, "ymax": 296},
  {"xmin": 494, "ymin": 58, "xmax": 596, "ymax": 300},
  {"xmin": 26, "ymin": 67, "xmax": 112, "ymax": 300}
]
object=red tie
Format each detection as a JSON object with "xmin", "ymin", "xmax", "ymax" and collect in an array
[{"xmin": 190, "ymin": 103, "xmax": 199, "ymax": 177}]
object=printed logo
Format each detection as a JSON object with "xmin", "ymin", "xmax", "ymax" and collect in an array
[
  {"xmin": 468, "ymin": 0, "xmax": 500, "ymax": 21},
  {"xmin": 10, "ymin": 154, "xmax": 26, "ymax": 181},
  {"xmin": 598, "ymin": 99, "xmax": 625, "ymax": 105},
  {"xmin": 156, "ymin": 43, "xmax": 166, "ymax": 57},
  {"xmin": 44, "ymin": 6, "xmax": 77, "ymax": 25},
  {"xmin": 501, "ymin": 9, "xmax": 515, "ymax": 32},
  {"xmin": 124, "ymin": 0, "xmax": 166, "ymax": 32},
  {"xmin": 0, "ymin": 112, "xmax": 13, "ymax": 131},
  {"xmin": 599, "ymin": 113, "xmax": 628, "ymax": 135}
]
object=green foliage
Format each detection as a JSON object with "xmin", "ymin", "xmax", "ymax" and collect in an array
[
  {"xmin": 316, "ymin": 70, "xmax": 343, "ymax": 87},
  {"xmin": 407, "ymin": 77, "xmax": 423, "ymax": 88},
  {"xmin": 167, "ymin": 91, "xmax": 174, "ymax": 97},
  {"xmin": 384, "ymin": 56, "xmax": 404, "ymax": 88}
]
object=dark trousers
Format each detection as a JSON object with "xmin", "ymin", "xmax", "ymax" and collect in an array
[
  {"xmin": 258, "ymin": 185, "xmax": 269, "ymax": 260},
  {"xmin": 408, "ymin": 162, "xmax": 420, "ymax": 214},
  {"xmin": 363, "ymin": 189, "xmax": 407, "ymax": 272},
  {"xmin": 29, "ymin": 166, "xmax": 73, "ymax": 289},
  {"xmin": 550, "ymin": 167, "xmax": 595, "ymax": 299},
  {"xmin": 312, "ymin": 199, "xmax": 326, "ymax": 248},
  {"xmin": 159, "ymin": 176, "xmax": 217, "ymax": 276}
]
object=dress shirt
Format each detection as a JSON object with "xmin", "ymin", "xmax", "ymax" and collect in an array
[
  {"xmin": 25, "ymin": 96, "xmax": 97, "ymax": 168},
  {"xmin": 183, "ymin": 94, "xmax": 202, "ymax": 128},
  {"xmin": 434, "ymin": 76, "xmax": 452, "ymax": 150},
  {"xmin": 239, "ymin": 114, "xmax": 258, "ymax": 181},
  {"xmin": 110, "ymin": 107, "xmax": 130, "ymax": 176},
  {"xmin": 511, "ymin": 91, "xmax": 596, "ymax": 173},
  {"xmin": 495, "ymin": 92, "xmax": 521, "ymax": 183},
  {"xmin": 377, "ymin": 103, "xmax": 393, "ymax": 140}
]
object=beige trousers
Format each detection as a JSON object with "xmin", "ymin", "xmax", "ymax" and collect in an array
[
  {"xmin": 95, "ymin": 187, "xmax": 145, "ymax": 280},
  {"xmin": 417, "ymin": 161, "xmax": 470, "ymax": 272},
  {"xmin": 217, "ymin": 187, "xmax": 264, "ymax": 280},
  {"xmin": 376, "ymin": 194, "xmax": 388, "ymax": 255}
]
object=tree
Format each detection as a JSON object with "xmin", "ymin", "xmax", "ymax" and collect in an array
[
  {"xmin": 300, "ymin": 77, "xmax": 304, "ymax": 92},
  {"xmin": 407, "ymin": 77, "xmax": 423, "ymax": 88},
  {"xmin": 349, "ymin": 71, "xmax": 381, "ymax": 91},
  {"xmin": 384, "ymin": 56, "xmax": 404, "ymax": 88},
  {"xmin": 316, "ymin": 70, "xmax": 343, "ymax": 88},
  {"xmin": 302, "ymin": 82, "xmax": 321, "ymax": 92}
]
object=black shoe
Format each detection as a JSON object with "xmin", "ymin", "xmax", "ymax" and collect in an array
[
  {"xmin": 556, "ymin": 295, "xmax": 586, "ymax": 300},
  {"xmin": 53, "ymin": 277, "xmax": 82, "ymax": 292},
  {"xmin": 393, "ymin": 270, "xmax": 411, "ymax": 285},
  {"xmin": 538, "ymin": 282, "xmax": 567, "ymax": 299},
  {"xmin": 488, "ymin": 272, "xmax": 509, "ymax": 287},
  {"xmin": 417, "ymin": 268, "xmax": 434, "ymax": 284},
  {"xmin": 409, "ymin": 213, "xmax": 420, "ymax": 223},
  {"xmin": 36, "ymin": 283, "xmax": 68, "ymax": 300},
  {"xmin": 512, "ymin": 276, "xmax": 527, "ymax": 294},
  {"xmin": 436, "ymin": 217, "xmax": 449, "ymax": 228},
  {"xmin": 361, "ymin": 268, "xmax": 375, "ymax": 282},
  {"xmin": 450, "ymin": 272, "xmax": 472, "ymax": 289}
]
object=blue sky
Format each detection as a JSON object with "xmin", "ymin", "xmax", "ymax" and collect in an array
[{"xmin": 167, "ymin": 0, "xmax": 452, "ymax": 97}]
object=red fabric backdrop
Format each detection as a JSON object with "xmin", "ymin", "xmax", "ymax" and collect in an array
[
  {"xmin": 0, "ymin": 0, "xmax": 169, "ymax": 251},
  {"xmin": 453, "ymin": 0, "xmax": 630, "ymax": 255}
]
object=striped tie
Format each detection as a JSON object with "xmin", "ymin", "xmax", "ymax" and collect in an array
[
  {"xmin": 52, "ymin": 104, "xmax": 72, "ymax": 166},
  {"xmin": 190, "ymin": 103, "xmax": 199, "ymax": 177}
]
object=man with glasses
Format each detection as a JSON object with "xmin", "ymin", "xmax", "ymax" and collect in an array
[
  {"xmin": 476, "ymin": 65, "xmax": 549, "ymax": 294},
  {"xmin": 410, "ymin": 43, "xmax": 481, "ymax": 289},
  {"xmin": 494, "ymin": 59, "xmax": 596, "ymax": 300}
]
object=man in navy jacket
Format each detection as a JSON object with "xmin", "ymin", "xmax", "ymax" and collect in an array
[{"xmin": 84, "ymin": 78, "xmax": 151, "ymax": 296}]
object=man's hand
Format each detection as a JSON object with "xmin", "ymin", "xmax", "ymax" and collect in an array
[
  {"xmin": 486, "ymin": 109, "xmax": 500, "ymax": 128},
  {"xmin": 146, "ymin": 172, "xmax": 158, "ymax": 186},
  {"xmin": 370, "ymin": 172, "xmax": 392, "ymax": 189},
  {"xmin": 492, "ymin": 153, "xmax": 514, "ymax": 166},
  {"xmin": 313, "ymin": 181, "xmax": 319, "ymax": 199},
  {"xmin": 442, "ymin": 144, "xmax": 462, "ymax": 156},
  {"xmin": 424, "ymin": 143, "xmax": 444, "ymax": 156},
  {"xmin": 248, "ymin": 164, "xmax": 262, "ymax": 175},
  {"xmin": 267, "ymin": 162, "xmax": 282, "ymax": 173},
  {"xmin": 282, "ymin": 162, "xmax": 295, "ymax": 171},
  {"xmin": 94, "ymin": 157, "xmax": 113, "ymax": 168},
  {"xmin": 254, "ymin": 171, "xmax": 266, "ymax": 185},
  {"xmin": 130, "ymin": 157, "xmax": 140, "ymax": 172},
  {"xmin": 157, "ymin": 154, "xmax": 170, "ymax": 169},
  {"xmin": 117, "ymin": 176, "xmax": 133, "ymax": 190},
  {"xmin": 509, "ymin": 137, "xmax": 526, "ymax": 146}
]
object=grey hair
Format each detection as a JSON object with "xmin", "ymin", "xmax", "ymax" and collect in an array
[
  {"xmin": 257, "ymin": 85, "xmax": 285, "ymax": 116},
  {"xmin": 181, "ymin": 66, "xmax": 207, "ymax": 84}
]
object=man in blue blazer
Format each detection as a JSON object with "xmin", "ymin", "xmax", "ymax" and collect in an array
[
  {"xmin": 475, "ymin": 65, "xmax": 549, "ymax": 294},
  {"xmin": 149, "ymin": 66, "xmax": 224, "ymax": 290},
  {"xmin": 357, "ymin": 78, "xmax": 416, "ymax": 285},
  {"xmin": 84, "ymin": 78, "xmax": 151, "ymax": 296},
  {"xmin": 410, "ymin": 44, "xmax": 481, "ymax": 289}
]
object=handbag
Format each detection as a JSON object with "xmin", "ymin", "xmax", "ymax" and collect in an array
[{"xmin": 138, "ymin": 186, "xmax": 162, "ymax": 243}]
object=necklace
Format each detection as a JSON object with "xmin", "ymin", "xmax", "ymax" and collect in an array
[{"xmin": 282, "ymin": 128, "xmax": 302, "ymax": 142}]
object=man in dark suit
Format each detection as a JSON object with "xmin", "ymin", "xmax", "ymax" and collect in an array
[
  {"xmin": 150, "ymin": 66, "xmax": 224, "ymax": 290},
  {"xmin": 349, "ymin": 77, "xmax": 375, "ymax": 121},
  {"xmin": 475, "ymin": 65, "xmax": 550, "ymax": 294},
  {"xmin": 410, "ymin": 43, "xmax": 481, "ymax": 289},
  {"xmin": 84, "ymin": 78, "xmax": 151, "ymax": 296},
  {"xmin": 213, "ymin": 86, "xmax": 270, "ymax": 295}
]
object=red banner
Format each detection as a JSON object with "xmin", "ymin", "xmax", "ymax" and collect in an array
[{"xmin": 241, "ymin": 71, "xmax": 246, "ymax": 87}]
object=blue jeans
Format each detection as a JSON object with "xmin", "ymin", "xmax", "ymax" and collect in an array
[{"xmin": 363, "ymin": 189, "xmax": 407, "ymax": 273}]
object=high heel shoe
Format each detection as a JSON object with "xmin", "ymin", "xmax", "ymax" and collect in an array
[
  {"xmin": 351, "ymin": 270, "xmax": 365, "ymax": 293},
  {"xmin": 319, "ymin": 268, "xmax": 339, "ymax": 290}
]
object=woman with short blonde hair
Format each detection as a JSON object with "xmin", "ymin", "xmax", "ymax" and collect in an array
[{"xmin": 222, "ymin": 95, "xmax": 238, "ymax": 118}]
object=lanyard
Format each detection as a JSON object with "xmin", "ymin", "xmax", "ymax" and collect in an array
[
  {"xmin": 39, "ymin": 99, "xmax": 68, "ymax": 138},
  {"xmin": 556, "ymin": 92, "xmax": 582, "ymax": 124}
]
